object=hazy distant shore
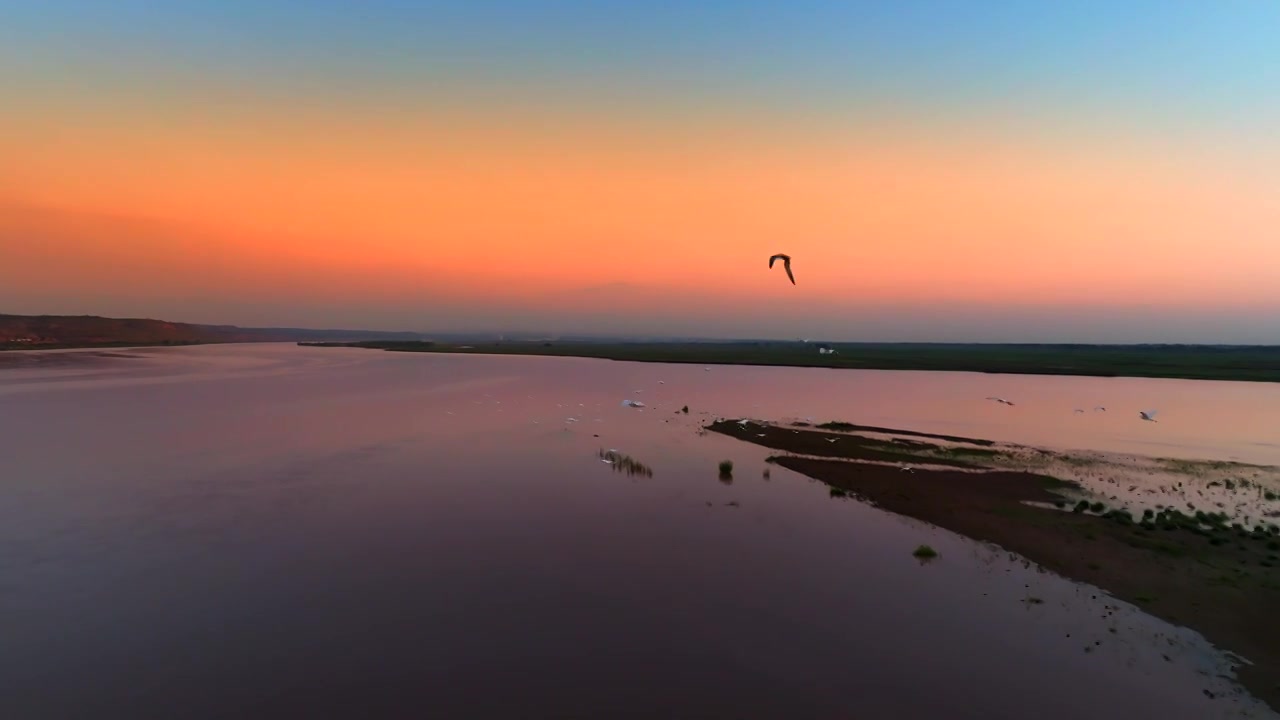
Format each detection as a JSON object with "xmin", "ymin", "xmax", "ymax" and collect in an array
[
  {"xmin": 0, "ymin": 340, "xmax": 208, "ymax": 352},
  {"xmin": 0, "ymin": 347, "xmax": 183, "ymax": 371},
  {"xmin": 0, "ymin": 313, "xmax": 433, "ymax": 352},
  {"xmin": 303, "ymin": 339, "xmax": 1280, "ymax": 383},
  {"xmin": 709, "ymin": 418, "xmax": 1280, "ymax": 711}
]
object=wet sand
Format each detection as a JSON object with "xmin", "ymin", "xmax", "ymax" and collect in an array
[{"xmin": 709, "ymin": 419, "xmax": 1280, "ymax": 711}]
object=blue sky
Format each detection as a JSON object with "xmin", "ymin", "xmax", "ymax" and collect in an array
[{"xmin": 6, "ymin": 0, "xmax": 1277, "ymax": 130}]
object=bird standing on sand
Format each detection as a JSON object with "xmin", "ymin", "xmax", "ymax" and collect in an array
[
  {"xmin": 1139, "ymin": 410, "xmax": 1158, "ymax": 422},
  {"xmin": 769, "ymin": 254, "xmax": 795, "ymax": 285}
]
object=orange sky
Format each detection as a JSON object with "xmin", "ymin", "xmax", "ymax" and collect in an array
[{"xmin": 4, "ymin": 112, "xmax": 1277, "ymax": 317}]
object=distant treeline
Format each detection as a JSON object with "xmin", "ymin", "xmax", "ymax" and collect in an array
[{"xmin": 316, "ymin": 339, "xmax": 1280, "ymax": 383}]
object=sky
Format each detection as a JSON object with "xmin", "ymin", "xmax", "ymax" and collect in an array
[{"xmin": 2, "ymin": 1, "xmax": 1279, "ymax": 342}]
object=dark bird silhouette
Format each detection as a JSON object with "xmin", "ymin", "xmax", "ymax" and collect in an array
[{"xmin": 769, "ymin": 253, "xmax": 795, "ymax": 285}]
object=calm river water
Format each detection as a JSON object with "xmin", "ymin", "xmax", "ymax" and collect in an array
[{"xmin": 1, "ymin": 343, "xmax": 1277, "ymax": 718}]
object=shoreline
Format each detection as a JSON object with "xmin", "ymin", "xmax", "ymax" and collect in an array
[
  {"xmin": 307, "ymin": 340, "xmax": 1280, "ymax": 383},
  {"xmin": 707, "ymin": 418, "xmax": 1280, "ymax": 712},
  {"xmin": 0, "ymin": 340, "xmax": 212, "ymax": 352}
]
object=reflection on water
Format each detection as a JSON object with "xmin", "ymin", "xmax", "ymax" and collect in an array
[
  {"xmin": 0, "ymin": 343, "xmax": 1276, "ymax": 718},
  {"xmin": 598, "ymin": 449, "xmax": 654, "ymax": 478}
]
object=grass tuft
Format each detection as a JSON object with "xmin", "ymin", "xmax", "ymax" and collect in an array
[
  {"xmin": 912, "ymin": 544, "xmax": 938, "ymax": 559},
  {"xmin": 597, "ymin": 449, "xmax": 654, "ymax": 478}
]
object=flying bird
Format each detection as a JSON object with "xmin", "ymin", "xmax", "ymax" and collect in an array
[
  {"xmin": 1139, "ymin": 410, "xmax": 1158, "ymax": 422},
  {"xmin": 986, "ymin": 397, "xmax": 1015, "ymax": 406},
  {"xmin": 769, "ymin": 254, "xmax": 795, "ymax": 285}
]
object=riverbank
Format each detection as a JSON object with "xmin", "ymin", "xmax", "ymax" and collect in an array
[
  {"xmin": 0, "ymin": 348, "xmax": 160, "ymax": 369},
  {"xmin": 0, "ymin": 313, "xmax": 434, "ymax": 351},
  {"xmin": 0, "ymin": 340, "xmax": 207, "ymax": 352},
  {"xmin": 307, "ymin": 340, "xmax": 1280, "ymax": 383},
  {"xmin": 708, "ymin": 418, "xmax": 1280, "ymax": 711}
]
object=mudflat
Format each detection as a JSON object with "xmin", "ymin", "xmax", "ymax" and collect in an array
[{"xmin": 709, "ymin": 419, "xmax": 1280, "ymax": 711}]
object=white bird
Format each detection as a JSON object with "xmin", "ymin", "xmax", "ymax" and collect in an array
[
  {"xmin": 900, "ymin": 464, "xmax": 915, "ymax": 473},
  {"xmin": 769, "ymin": 254, "xmax": 796, "ymax": 285},
  {"xmin": 1094, "ymin": 406, "xmax": 1107, "ymax": 412},
  {"xmin": 1139, "ymin": 410, "xmax": 1158, "ymax": 422},
  {"xmin": 1074, "ymin": 409, "xmax": 1085, "ymax": 414}
]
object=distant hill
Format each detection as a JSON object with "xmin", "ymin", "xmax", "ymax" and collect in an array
[{"xmin": 0, "ymin": 314, "xmax": 431, "ymax": 350}]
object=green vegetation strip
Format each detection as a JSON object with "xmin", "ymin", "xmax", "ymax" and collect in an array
[{"xmin": 314, "ymin": 340, "xmax": 1280, "ymax": 383}]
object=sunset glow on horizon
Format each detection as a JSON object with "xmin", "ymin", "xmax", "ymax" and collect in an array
[{"xmin": 4, "ymin": 1, "xmax": 1279, "ymax": 342}]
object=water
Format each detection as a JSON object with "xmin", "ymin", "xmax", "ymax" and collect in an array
[{"xmin": 1, "ymin": 343, "xmax": 1276, "ymax": 719}]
